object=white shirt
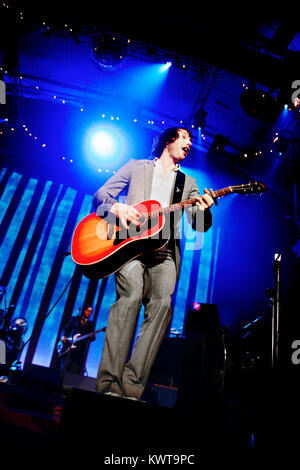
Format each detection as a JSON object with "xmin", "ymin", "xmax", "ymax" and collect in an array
[{"xmin": 150, "ymin": 158, "xmax": 179, "ymax": 207}]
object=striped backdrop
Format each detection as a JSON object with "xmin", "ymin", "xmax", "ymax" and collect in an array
[{"xmin": 0, "ymin": 166, "xmax": 217, "ymax": 377}]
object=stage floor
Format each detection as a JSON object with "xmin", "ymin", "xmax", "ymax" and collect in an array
[{"xmin": 0, "ymin": 366, "xmax": 299, "ymax": 457}]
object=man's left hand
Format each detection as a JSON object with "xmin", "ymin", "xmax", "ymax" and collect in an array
[{"xmin": 195, "ymin": 188, "xmax": 214, "ymax": 211}]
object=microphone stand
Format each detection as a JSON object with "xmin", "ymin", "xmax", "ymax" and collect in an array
[{"xmin": 271, "ymin": 254, "xmax": 281, "ymax": 368}]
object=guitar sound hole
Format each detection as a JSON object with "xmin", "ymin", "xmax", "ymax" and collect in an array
[
  {"xmin": 138, "ymin": 213, "xmax": 147, "ymax": 226},
  {"xmin": 134, "ymin": 214, "xmax": 147, "ymax": 233}
]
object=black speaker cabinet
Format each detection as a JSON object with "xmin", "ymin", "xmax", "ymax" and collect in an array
[
  {"xmin": 55, "ymin": 388, "xmax": 222, "ymax": 455},
  {"xmin": 176, "ymin": 303, "xmax": 225, "ymax": 411},
  {"xmin": 18, "ymin": 364, "xmax": 62, "ymax": 394},
  {"xmin": 62, "ymin": 371, "xmax": 97, "ymax": 393},
  {"xmin": 56, "ymin": 388, "xmax": 179, "ymax": 453}
]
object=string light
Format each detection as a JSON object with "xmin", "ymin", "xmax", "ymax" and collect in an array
[
  {"xmin": 0, "ymin": 120, "xmax": 121, "ymax": 176},
  {"xmin": 0, "ymin": 69, "xmax": 221, "ymax": 171},
  {"xmin": 2, "ymin": 96, "xmax": 210, "ymax": 157},
  {"xmin": 240, "ymin": 132, "xmax": 284, "ymax": 160}
]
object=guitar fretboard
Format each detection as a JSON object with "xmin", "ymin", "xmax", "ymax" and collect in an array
[{"xmin": 146, "ymin": 186, "xmax": 233, "ymax": 219}]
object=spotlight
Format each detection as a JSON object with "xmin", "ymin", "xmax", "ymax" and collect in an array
[
  {"xmin": 90, "ymin": 130, "xmax": 116, "ymax": 157},
  {"xmin": 192, "ymin": 302, "xmax": 201, "ymax": 311},
  {"xmin": 92, "ymin": 35, "xmax": 127, "ymax": 72},
  {"xmin": 159, "ymin": 61, "xmax": 172, "ymax": 73},
  {"xmin": 294, "ymin": 97, "xmax": 300, "ymax": 109},
  {"xmin": 85, "ymin": 125, "xmax": 124, "ymax": 164}
]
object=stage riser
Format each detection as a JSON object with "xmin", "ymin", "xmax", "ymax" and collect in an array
[{"xmin": 55, "ymin": 388, "xmax": 225, "ymax": 455}]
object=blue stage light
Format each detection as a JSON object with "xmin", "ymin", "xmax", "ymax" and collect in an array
[
  {"xmin": 159, "ymin": 61, "xmax": 172, "ymax": 73},
  {"xmin": 84, "ymin": 124, "xmax": 125, "ymax": 165},
  {"xmin": 90, "ymin": 129, "xmax": 116, "ymax": 157}
]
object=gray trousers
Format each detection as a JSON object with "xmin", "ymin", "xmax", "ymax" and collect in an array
[{"xmin": 96, "ymin": 251, "xmax": 177, "ymax": 399}]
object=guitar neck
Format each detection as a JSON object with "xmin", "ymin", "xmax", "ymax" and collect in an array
[
  {"xmin": 73, "ymin": 327, "xmax": 105, "ymax": 344},
  {"xmin": 148, "ymin": 186, "xmax": 233, "ymax": 218}
]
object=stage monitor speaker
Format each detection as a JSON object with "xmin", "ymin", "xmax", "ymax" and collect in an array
[
  {"xmin": 176, "ymin": 303, "xmax": 226, "ymax": 411},
  {"xmin": 184, "ymin": 302, "xmax": 220, "ymax": 335},
  {"xmin": 18, "ymin": 364, "xmax": 62, "ymax": 394},
  {"xmin": 55, "ymin": 388, "xmax": 220, "ymax": 455},
  {"xmin": 62, "ymin": 371, "xmax": 97, "ymax": 393},
  {"xmin": 142, "ymin": 383, "xmax": 178, "ymax": 408}
]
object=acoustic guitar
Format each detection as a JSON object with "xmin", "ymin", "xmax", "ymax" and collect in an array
[{"xmin": 71, "ymin": 181, "xmax": 267, "ymax": 279}]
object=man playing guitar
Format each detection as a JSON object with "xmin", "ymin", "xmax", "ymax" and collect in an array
[
  {"xmin": 93, "ymin": 127, "xmax": 214, "ymax": 400},
  {"xmin": 58, "ymin": 305, "xmax": 96, "ymax": 376}
]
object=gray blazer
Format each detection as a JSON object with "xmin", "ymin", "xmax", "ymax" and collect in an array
[{"xmin": 93, "ymin": 159, "xmax": 212, "ymax": 278}]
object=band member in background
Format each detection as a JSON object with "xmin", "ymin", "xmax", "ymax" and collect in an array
[
  {"xmin": 93, "ymin": 127, "xmax": 214, "ymax": 400},
  {"xmin": 58, "ymin": 305, "xmax": 96, "ymax": 375},
  {"xmin": 0, "ymin": 317, "xmax": 27, "ymax": 371}
]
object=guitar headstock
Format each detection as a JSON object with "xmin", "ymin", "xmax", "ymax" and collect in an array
[{"xmin": 232, "ymin": 181, "xmax": 267, "ymax": 195}]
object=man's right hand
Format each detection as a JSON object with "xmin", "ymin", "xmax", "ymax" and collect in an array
[{"xmin": 110, "ymin": 202, "xmax": 140, "ymax": 229}]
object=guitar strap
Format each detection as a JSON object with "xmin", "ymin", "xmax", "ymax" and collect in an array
[
  {"xmin": 168, "ymin": 170, "xmax": 186, "ymax": 248},
  {"xmin": 172, "ymin": 170, "xmax": 186, "ymax": 205}
]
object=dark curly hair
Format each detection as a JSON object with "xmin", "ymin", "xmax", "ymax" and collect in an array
[{"xmin": 152, "ymin": 127, "xmax": 192, "ymax": 158}]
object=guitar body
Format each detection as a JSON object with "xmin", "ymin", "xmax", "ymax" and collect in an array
[
  {"xmin": 57, "ymin": 334, "xmax": 81, "ymax": 357},
  {"xmin": 71, "ymin": 200, "xmax": 167, "ymax": 279}
]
